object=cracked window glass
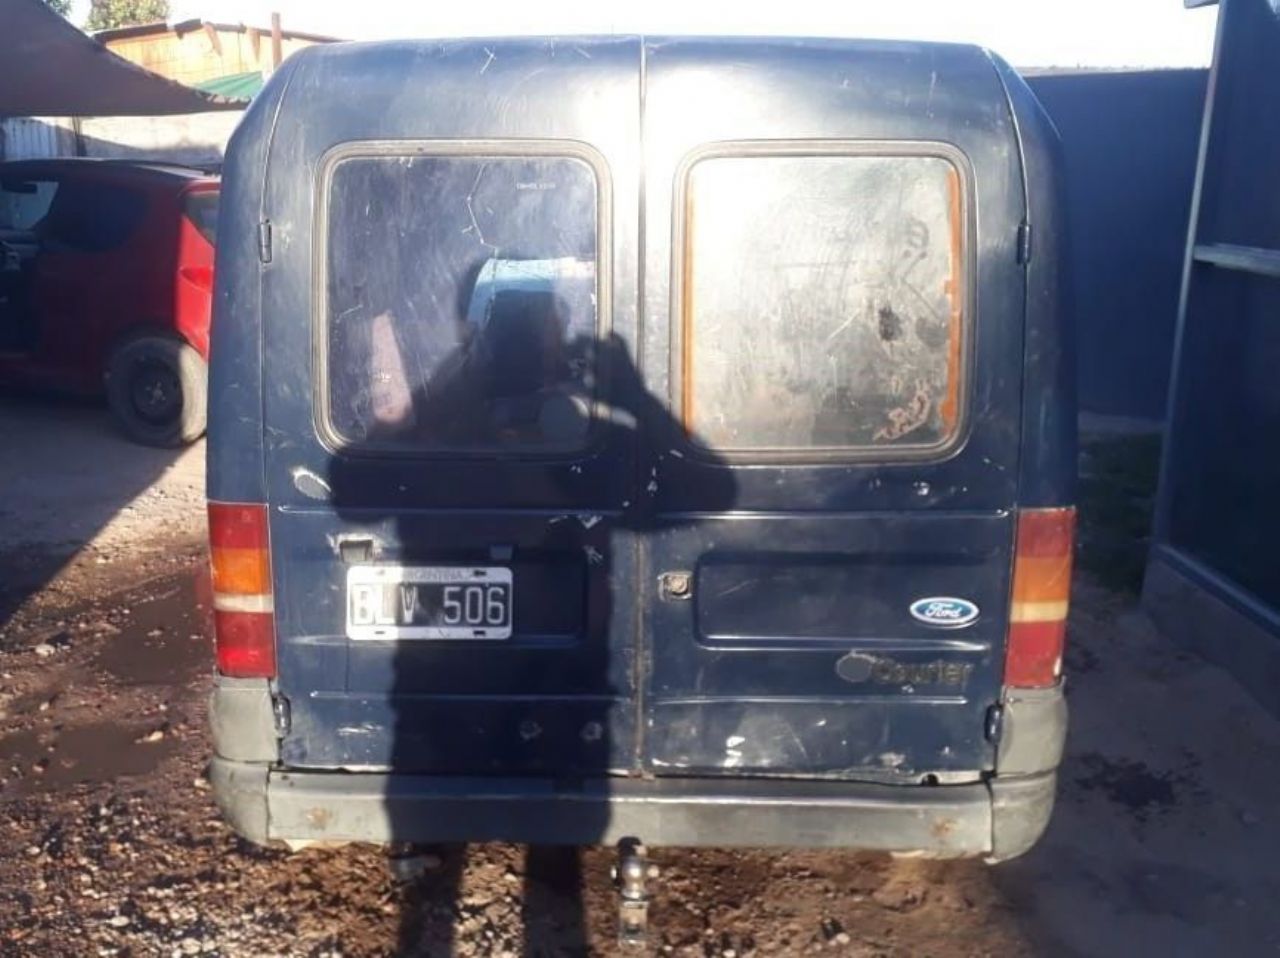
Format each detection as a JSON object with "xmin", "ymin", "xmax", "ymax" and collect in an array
[
  {"xmin": 325, "ymin": 153, "xmax": 599, "ymax": 452},
  {"xmin": 681, "ymin": 154, "xmax": 965, "ymax": 453}
]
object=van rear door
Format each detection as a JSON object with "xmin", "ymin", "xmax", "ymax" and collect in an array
[
  {"xmin": 258, "ymin": 40, "xmax": 645, "ymax": 775},
  {"xmin": 637, "ymin": 40, "xmax": 1027, "ymax": 779},
  {"xmin": 258, "ymin": 38, "xmax": 1027, "ymax": 783}
]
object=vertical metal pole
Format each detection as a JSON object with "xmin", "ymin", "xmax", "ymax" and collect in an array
[{"xmin": 1150, "ymin": 0, "xmax": 1228, "ymax": 550}]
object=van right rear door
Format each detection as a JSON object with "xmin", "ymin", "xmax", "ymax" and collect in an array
[{"xmin": 635, "ymin": 39, "xmax": 1029, "ymax": 781}]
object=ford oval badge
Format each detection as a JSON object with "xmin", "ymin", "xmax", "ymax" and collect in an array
[{"xmin": 910, "ymin": 597, "xmax": 980, "ymax": 629}]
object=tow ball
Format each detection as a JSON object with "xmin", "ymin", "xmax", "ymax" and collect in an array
[{"xmin": 612, "ymin": 838, "xmax": 658, "ymax": 947}]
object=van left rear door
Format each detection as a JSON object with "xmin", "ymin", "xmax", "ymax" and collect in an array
[{"xmin": 257, "ymin": 40, "xmax": 644, "ymax": 776}]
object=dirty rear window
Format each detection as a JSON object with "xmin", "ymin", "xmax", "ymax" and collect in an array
[
  {"xmin": 680, "ymin": 151, "xmax": 966, "ymax": 455},
  {"xmin": 322, "ymin": 150, "xmax": 600, "ymax": 452}
]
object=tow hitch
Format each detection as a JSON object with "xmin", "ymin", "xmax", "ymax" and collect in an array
[{"xmin": 612, "ymin": 838, "xmax": 656, "ymax": 947}]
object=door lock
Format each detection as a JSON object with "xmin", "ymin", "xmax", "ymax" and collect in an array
[{"xmin": 658, "ymin": 571, "xmax": 693, "ymax": 601}]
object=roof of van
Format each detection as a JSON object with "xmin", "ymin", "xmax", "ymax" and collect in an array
[
  {"xmin": 297, "ymin": 34, "xmax": 994, "ymax": 63},
  {"xmin": 273, "ymin": 35, "xmax": 1009, "ymax": 128},
  {"xmin": 264, "ymin": 35, "xmax": 1007, "ymax": 126},
  {"xmin": 249, "ymin": 35, "xmax": 1015, "ymax": 176}
]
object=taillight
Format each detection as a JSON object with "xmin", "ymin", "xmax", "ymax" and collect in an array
[
  {"xmin": 179, "ymin": 264, "xmax": 214, "ymax": 292},
  {"xmin": 208, "ymin": 502, "xmax": 276, "ymax": 678},
  {"xmin": 1005, "ymin": 507, "xmax": 1075, "ymax": 688}
]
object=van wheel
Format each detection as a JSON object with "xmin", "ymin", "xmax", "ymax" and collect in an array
[{"xmin": 106, "ymin": 336, "xmax": 207, "ymax": 447}]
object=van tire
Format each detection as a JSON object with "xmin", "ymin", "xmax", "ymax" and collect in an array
[{"xmin": 106, "ymin": 336, "xmax": 208, "ymax": 447}]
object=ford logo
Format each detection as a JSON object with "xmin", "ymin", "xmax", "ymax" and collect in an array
[{"xmin": 910, "ymin": 597, "xmax": 980, "ymax": 629}]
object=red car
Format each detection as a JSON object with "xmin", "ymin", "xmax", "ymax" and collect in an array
[{"xmin": 0, "ymin": 159, "xmax": 218, "ymax": 446}]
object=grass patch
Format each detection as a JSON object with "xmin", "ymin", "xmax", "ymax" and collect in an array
[{"xmin": 1076, "ymin": 432, "xmax": 1163, "ymax": 594}]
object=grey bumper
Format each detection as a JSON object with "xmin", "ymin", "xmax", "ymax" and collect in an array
[{"xmin": 210, "ymin": 760, "xmax": 1056, "ymax": 862}]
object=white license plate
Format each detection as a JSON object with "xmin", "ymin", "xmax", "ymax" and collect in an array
[{"xmin": 345, "ymin": 566, "xmax": 513, "ymax": 640}]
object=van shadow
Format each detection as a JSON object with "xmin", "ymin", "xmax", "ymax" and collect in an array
[
  {"xmin": 0, "ymin": 391, "xmax": 187, "ymax": 633},
  {"xmin": 326, "ymin": 318, "xmax": 736, "ymax": 955}
]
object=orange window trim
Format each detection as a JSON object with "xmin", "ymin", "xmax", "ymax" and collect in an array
[{"xmin": 939, "ymin": 166, "xmax": 964, "ymax": 433}]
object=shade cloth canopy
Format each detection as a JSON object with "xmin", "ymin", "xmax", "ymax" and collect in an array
[{"xmin": 0, "ymin": 0, "xmax": 247, "ymax": 116}]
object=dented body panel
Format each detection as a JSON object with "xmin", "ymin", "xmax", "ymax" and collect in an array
[{"xmin": 207, "ymin": 35, "xmax": 1074, "ymax": 860}]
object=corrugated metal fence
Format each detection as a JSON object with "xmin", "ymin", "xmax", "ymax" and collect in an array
[
  {"xmin": 0, "ymin": 114, "xmax": 241, "ymax": 168},
  {"xmin": 0, "ymin": 117, "xmax": 78, "ymax": 160}
]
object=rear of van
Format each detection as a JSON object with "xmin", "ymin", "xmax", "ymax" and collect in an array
[{"xmin": 207, "ymin": 37, "xmax": 1074, "ymax": 862}]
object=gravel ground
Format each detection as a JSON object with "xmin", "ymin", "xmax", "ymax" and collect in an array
[
  {"xmin": 0, "ymin": 560, "xmax": 1031, "ymax": 957},
  {"xmin": 1, "ymin": 404, "xmax": 1278, "ymax": 956}
]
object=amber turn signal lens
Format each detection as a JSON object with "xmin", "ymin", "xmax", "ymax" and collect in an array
[
  {"xmin": 1006, "ymin": 507, "xmax": 1075, "ymax": 688},
  {"xmin": 208, "ymin": 502, "xmax": 276, "ymax": 679}
]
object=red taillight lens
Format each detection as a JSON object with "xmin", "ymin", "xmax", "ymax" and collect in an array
[
  {"xmin": 211, "ymin": 610, "xmax": 276, "ymax": 679},
  {"xmin": 179, "ymin": 265, "xmax": 214, "ymax": 292},
  {"xmin": 1005, "ymin": 507, "xmax": 1075, "ymax": 688},
  {"xmin": 208, "ymin": 502, "xmax": 276, "ymax": 678}
]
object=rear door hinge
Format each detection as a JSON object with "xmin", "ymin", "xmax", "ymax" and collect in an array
[
  {"xmin": 257, "ymin": 219, "xmax": 273, "ymax": 264},
  {"xmin": 1016, "ymin": 221, "xmax": 1033, "ymax": 265},
  {"xmin": 985, "ymin": 703, "xmax": 1004, "ymax": 743},
  {"xmin": 272, "ymin": 694, "xmax": 291, "ymax": 737}
]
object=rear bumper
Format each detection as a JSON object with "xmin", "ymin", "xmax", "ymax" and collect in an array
[{"xmin": 210, "ymin": 760, "xmax": 1057, "ymax": 862}]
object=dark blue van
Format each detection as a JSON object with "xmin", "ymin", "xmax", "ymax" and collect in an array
[{"xmin": 206, "ymin": 35, "xmax": 1075, "ymax": 888}]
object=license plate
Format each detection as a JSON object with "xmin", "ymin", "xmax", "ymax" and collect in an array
[{"xmin": 346, "ymin": 566, "xmax": 513, "ymax": 640}]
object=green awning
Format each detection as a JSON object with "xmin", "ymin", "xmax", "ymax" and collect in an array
[{"xmin": 194, "ymin": 71, "xmax": 264, "ymax": 100}]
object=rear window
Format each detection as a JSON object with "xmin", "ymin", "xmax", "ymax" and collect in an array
[
  {"xmin": 321, "ymin": 148, "xmax": 602, "ymax": 453},
  {"xmin": 678, "ymin": 149, "xmax": 967, "ymax": 456},
  {"xmin": 44, "ymin": 183, "xmax": 147, "ymax": 253},
  {"xmin": 183, "ymin": 190, "xmax": 219, "ymax": 245}
]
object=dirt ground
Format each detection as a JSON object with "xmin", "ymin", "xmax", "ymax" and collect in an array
[
  {"xmin": 0, "ymin": 395, "xmax": 205, "ymax": 627},
  {"xmin": 1, "ymin": 399, "xmax": 1278, "ymax": 957}
]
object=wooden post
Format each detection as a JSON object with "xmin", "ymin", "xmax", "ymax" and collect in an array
[
  {"xmin": 270, "ymin": 12, "xmax": 283, "ymax": 71},
  {"xmin": 202, "ymin": 21, "xmax": 223, "ymax": 58}
]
